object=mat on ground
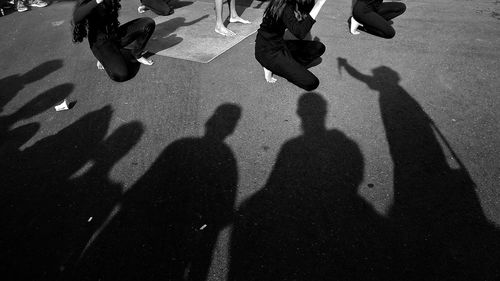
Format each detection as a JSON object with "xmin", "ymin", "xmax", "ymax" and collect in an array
[{"xmin": 144, "ymin": 1, "xmax": 263, "ymax": 63}]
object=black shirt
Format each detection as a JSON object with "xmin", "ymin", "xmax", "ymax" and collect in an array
[
  {"xmin": 255, "ymin": 4, "xmax": 316, "ymax": 53},
  {"xmin": 73, "ymin": 0, "xmax": 120, "ymax": 46}
]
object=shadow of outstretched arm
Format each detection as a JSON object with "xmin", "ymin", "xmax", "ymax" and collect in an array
[{"xmin": 337, "ymin": 57, "xmax": 372, "ymax": 85}]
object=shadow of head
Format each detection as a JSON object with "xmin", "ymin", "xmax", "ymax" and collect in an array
[
  {"xmin": 92, "ymin": 121, "xmax": 144, "ymax": 170},
  {"xmin": 22, "ymin": 59, "xmax": 64, "ymax": 84},
  {"xmin": 297, "ymin": 92, "xmax": 327, "ymax": 134},
  {"xmin": 372, "ymin": 66, "xmax": 400, "ymax": 84},
  {"xmin": 205, "ymin": 103, "xmax": 242, "ymax": 141},
  {"xmin": 13, "ymin": 83, "xmax": 74, "ymax": 121}
]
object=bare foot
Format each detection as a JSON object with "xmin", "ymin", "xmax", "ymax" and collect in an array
[
  {"xmin": 97, "ymin": 60, "xmax": 104, "ymax": 70},
  {"xmin": 229, "ymin": 16, "xmax": 250, "ymax": 24},
  {"xmin": 137, "ymin": 57, "xmax": 154, "ymax": 65},
  {"xmin": 215, "ymin": 25, "xmax": 236, "ymax": 36},
  {"xmin": 138, "ymin": 5, "xmax": 147, "ymax": 14},
  {"xmin": 264, "ymin": 67, "xmax": 277, "ymax": 83},
  {"xmin": 349, "ymin": 16, "xmax": 363, "ymax": 35}
]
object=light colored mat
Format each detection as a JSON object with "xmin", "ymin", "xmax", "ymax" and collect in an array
[{"xmin": 145, "ymin": 1, "xmax": 263, "ymax": 63}]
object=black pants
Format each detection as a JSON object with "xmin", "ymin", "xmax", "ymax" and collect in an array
[
  {"xmin": 91, "ymin": 17, "xmax": 155, "ymax": 82},
  {"xmin": 353, "ymin": 0, "xmax": 406, "ymax": 39},
  {"xmin": 256, "ymin": 40, "xmax": 326, "ymax": 91}
]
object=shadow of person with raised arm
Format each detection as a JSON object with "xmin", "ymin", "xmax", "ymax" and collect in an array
[
  {"xmin": 338, "ymin": 58, "xmax": 500, "ymax": 280},
  {"xmin": 229, "ymin": 92, "xmax": 393, "ymax": 281},
  {"xmin": 74, "ymin": 103, "xmax": 241, "ymax": 281}
]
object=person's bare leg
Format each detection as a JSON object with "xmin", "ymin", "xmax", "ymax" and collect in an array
[
  {"xmin": 214, "ymin": 0, "xmax": 236, "ymax": 36},
  {"xmin": 229, "ymin": 0, "xmax": 250, "ymax": 24},
  {"xmin": 263, "ymin": 67, "xmax": 277, "ymax": 83}
]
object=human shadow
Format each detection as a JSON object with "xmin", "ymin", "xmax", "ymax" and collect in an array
[
  {"xmin": 338, "ymin": 58, "xmax": 500, "ymax": 280},
  {"xmin": 229, "ymin": 92, "xmax": 393, "ymax": 281},
  {"xmin": 147, "ymin": 15, "xmax": 208, "ymax": 53},
  {"xmin": 0, "ymin": 104, "xmax": 144, "ymax": 281},
  {"xmin": 0, "ymin": 83, "xmax": 73, "ymax": 148},
  {"xmin": 73, "ymin": 103, "xmax": 242, "ymax": 281},
  {"xmin": 0, "ymin": 59, "xmax": 63, "ymax": 114}
]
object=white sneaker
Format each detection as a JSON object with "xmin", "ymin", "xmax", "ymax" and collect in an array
[
  {"xmin": 17, "ymin": 1, "xmax": 28, "ymax": 12},
  {"xmin": 28, "ymin": 0, "xmax": 47, "ymax": 7}
]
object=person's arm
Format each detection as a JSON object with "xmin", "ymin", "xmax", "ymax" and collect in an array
[
  {"xmin": 73, "ymin": 0, "xmax": 102, "ymax": 23},
  {"xmin": 309, "ymin": 0, "xmax": 326, "ymax": 20},
  {"xmin": 282, "ymin": 6, "xmax": 314, "ymax": 40},
  {"xmin": 282, "ymin": 0, "xmax": 326, "ymax": 40},
  {"xmin": 337, "ymin": 57, "xmax": 371, "ymax": 84}
]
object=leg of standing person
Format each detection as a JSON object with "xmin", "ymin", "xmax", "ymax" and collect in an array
[
  {"xmin": 118, "ymin": 17, "xmax": 156, "ymax": 65},
  {"xmin": 214, "ymin": 0, "xmax": 235, "ymax": 36},
  {"xmin": 352, "ymin": 1, "xmax": 397, "ymax": 39},
  {"xmin": 228, "ymin": 0, "xmax": 250, "ymax": 24}
]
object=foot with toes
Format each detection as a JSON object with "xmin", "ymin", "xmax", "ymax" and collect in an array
[
  {"xmin": 229, "ymin": 16, "xmax": 250, "ymax": 24},
  {"xmin": 215, "ymin": 25, "xmax": 236, "ymax": 36}
]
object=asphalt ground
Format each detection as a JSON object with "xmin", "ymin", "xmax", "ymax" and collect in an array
[{"xmin": 0, "ymin": 0, "xmax": 499, "ymax": 280}]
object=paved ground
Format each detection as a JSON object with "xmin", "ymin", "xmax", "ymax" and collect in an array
[{"xmin": 1, "ymin": 0, "xmax": 499, "ymax": 280}]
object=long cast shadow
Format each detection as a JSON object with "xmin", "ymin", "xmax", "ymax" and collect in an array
[
  {"xmin": 230, "ymin": 92, "xmax": 392, "ymax": 281},
  {"xmin": 0, "ymin": 83, "xmax": 73, "ymax": 149},
  {"xmin": 73, "ymin": 103, "xmax": 242, "ymax": 281},
  {"xmin": 0, "ymin": 101, "xmax": 144, "ymax": 281},
  {"xmin": 147, "ymin": 15, "xmax": 209, "ymax": 53},
  {"xmin": 0, "ymin": 59, "xmax": 63, "ymax": 114},
  {"xmin": 338, "ymin": 58, "xmax": 500, "ymax": 280}
]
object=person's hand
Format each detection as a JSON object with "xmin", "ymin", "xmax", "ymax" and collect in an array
[
  {"xmin": 337, "ymin": 57, "xmax": 347, "ymax": 74},
  {"xmin": 337, "ymin": 57, "xmax": 347, "ymax": 66},
  {"xmin": 96, "ymin": 0, "xmax": 103, "ymax": 4}
]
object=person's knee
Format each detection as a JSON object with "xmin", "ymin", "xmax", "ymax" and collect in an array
[
  {"xmin": 399, "ymin": 3, "xmax": 407, "ymax": 14},
  {"xmin": 382, "ymin": 27, "xmax": 396, "ymax": 39},
  {"xmin": 109, "ymin": 69, "xmax": 130, "ymax": 82},
  {"xmin": 144, "ymin": 17, "xmax": 156, "ymax": 33},
  {"xmin": 317, "ymin": 43, "xmax": 326, "ymax": 56},
  {"xmin": 300, "ymin": 77, "xmax": 319, "ymax": 91}
]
